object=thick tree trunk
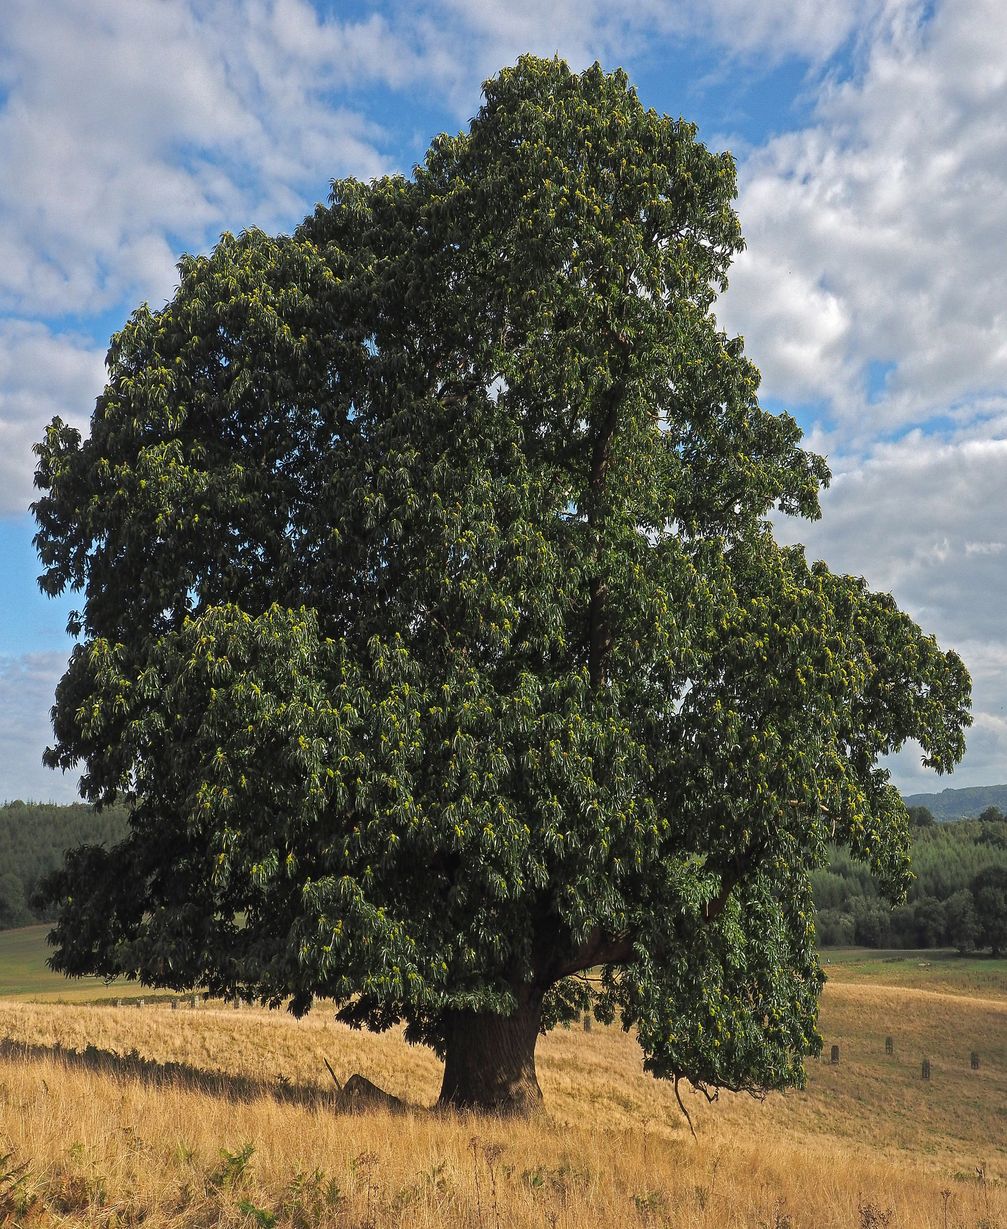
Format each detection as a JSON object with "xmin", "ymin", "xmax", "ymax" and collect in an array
[{"xmin": 437, "ymin": 994, "xmax": 545, "ymax": 1115}]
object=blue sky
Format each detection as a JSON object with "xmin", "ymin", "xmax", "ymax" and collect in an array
[{"xmin": 1, "ymin": 0, "xmax": 1005, "ymax": 802}]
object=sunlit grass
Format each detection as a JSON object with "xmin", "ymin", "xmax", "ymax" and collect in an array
[
  {"xmin": 0, "ymin": 924, "xmax": 153, "ymax": 1003},
  {"xmin": 0, "ymin": 975, "xmax": 1002, "ymax": 1226}
]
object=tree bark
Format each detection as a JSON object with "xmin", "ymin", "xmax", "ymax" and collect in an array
[{"xmin": 437, "ymin": 993, "xmax": 545, "ymax": 1115}]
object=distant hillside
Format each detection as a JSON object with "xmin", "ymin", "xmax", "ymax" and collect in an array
[{"xmin": 902, "ymin": 783, "xmax": 1007, "ymax": 821}]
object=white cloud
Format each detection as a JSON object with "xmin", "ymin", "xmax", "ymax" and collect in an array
[
  {"xmin": 1, "ymin": 0, "xmax": 897, "ymax": 516},
  {"xmin": 718, "ymin": 0, "xmax": 1007, "ymax": 796},
  {"xmin": 0, "ymin": 652, "xmax": 79, "ymax": 803},
  {"xmin": 0, "ymin": 0, "xmax": 404, "ymax": 320},
  {"xmin": 0, "ymin": 0, "xmax": 421, "ymax": 515},
  {"xmin": 722, "ymin": 0, "xmax": 1007, "ymax": 441},
  {"xmin": 782, "ymin": 434, "xmax": 1007, "ymax": 643},
  {"xmin": 645, "ymin": 0, "xmax": 893, "ymax": 63},
  {"xmin": 428, "ymin": 0, "xmax": 894, "ymax": 85},
  {"xmin": 776, "ymin": 431, "xmax": 1007, "ymax": 791},
  {"xmin": 0, "ymin": 321, "xmax": 104, "ymax": 517}
]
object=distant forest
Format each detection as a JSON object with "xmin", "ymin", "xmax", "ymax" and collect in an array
[
  {"xmin": 0, "ymin": 800, "xmax": 128, "ymax": 928},
  {"xmin": 814, "ymin": 806, "xmax": 1007, "ymax": 951},
  {"xmin": 0, "ymin": 799, "xmax": 1005, "ymax": 950}
]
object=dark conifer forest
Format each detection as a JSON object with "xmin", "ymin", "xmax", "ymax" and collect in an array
[
  {"xmin": 0, "ymin": 797, "xmax": 1002, "ymax": 950},
  {"xmin": 0, "ymin": 800, "xmax": 127, "ymax": 927},
  {"xmin": 813, "ymin": 807, "xmax": 1007, "ymax": 950}
]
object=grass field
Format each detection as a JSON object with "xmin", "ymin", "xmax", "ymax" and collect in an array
[
  {"xmin": 0, "ymin": 931, "xmax": 1004, "ymax": 1226},
  {"xmin": 0, "ymin": 924, "xmax": 189, "ymax": 1004},
  {"xmin": 0, "ymin": 924, "xmax": 138, "ymax": 1002},
  {"xmin": 824, "ymin": 946, "xmax": 1007, "ymax": 999},
  {"xmin": 9, "ymin": 922, "xmax": 1006, "ymax": 1004}
]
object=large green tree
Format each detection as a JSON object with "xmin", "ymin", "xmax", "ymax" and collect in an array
[
  {"xmin": 971, "ymin": 867, "xmax": 1007, "ymax": 956},
  {"xmin": 33, "ymin": 57, "xmax": 970, "ymax": 1114}
]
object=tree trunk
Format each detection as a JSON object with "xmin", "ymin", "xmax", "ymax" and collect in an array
[{"xmin": 437, "ymin": 994, "xmax": 544, "ymax": 1115}]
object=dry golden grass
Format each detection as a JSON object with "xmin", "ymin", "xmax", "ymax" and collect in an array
[{"xmin": 0, "ymin": 981, "xmax": 1002, "ymax": 1227}]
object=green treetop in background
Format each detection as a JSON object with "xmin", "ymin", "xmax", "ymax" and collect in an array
[{"xmin": 32, "ymin": 57, "xmax": 970, "ymax": 1115}]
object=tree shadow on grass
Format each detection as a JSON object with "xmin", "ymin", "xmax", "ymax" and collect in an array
[{"xmin": 0, "ymin": 1035, "xmax": 404, "ymax": 1112}]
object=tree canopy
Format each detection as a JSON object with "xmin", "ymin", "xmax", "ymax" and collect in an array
[
  {"xmin": 972, "ymin": 866, "xmax": 1007, "ymax": 957},
  {"xmin": 33, "ymin": 56, "xmax": 971, "ymax": 1114}
]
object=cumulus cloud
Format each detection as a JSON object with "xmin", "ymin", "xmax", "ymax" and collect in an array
[
  {"xmin": 0, "ymin": 652, "xmax": 78, "ymax": 803},
  {"xmin": 781, "ymin": 434, "xmax": 1007, "ymax": 641},
  {"xmin": 2, "ymin": 0, "xmax": 896, "ymax": 510},
  {"xmin": 705, "ymin": 0, "xmax": 1007, "ymax": 791},
  {"xmin": 0, "ymin": 0, "xmax": 928, "ymax": 382},
  {"xmin": 776, "ymin": 430, "xmax": 1007, "ymax": 791},
  {"xmin": 0, "ymin": 0, "xmax": 404, "ymax": 320},
  {"xmin": 0, "ymin": 321, "xmax": 104, "ymax": 517},
  {"xmin": 722, "ymin": 0, "xmax": 1007, "ymax": 441},
  {"xmin": 0, "ymin": 0, "xmax": 421, "ymax": 519},
  {"xmin": 427, "ymin": 0, "xmax": 895, "ymax": 88},
  {"xmin": 643, "ymin": 0, "xmax": 897, "ymax": 63}
]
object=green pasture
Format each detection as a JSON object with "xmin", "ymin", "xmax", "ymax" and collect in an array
[
  {"xmin": 2, "ymin": 923, "xmax": 1006, "ymax": 1006},
  {"xmin": 0, "ymin": 923, "xmax": 151, "ymax": 1002},
  {"xmin": 823, "ymin": 946, "xmax": 1007, "ymax": 998}
]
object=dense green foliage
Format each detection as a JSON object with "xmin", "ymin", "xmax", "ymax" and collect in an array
[
  {"xmin": 31, "ymin": 57, "xmax": 970, "ymax": 1111},
  {"xmin": 813, "ymin": 816, "xmax": 1007, "ymax": 949},
  {"xmin": 0, "ymin": 801, "xmax": 127, "ymax": 928}
]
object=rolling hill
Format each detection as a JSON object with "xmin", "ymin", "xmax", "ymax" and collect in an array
[{"xmin": 902, "ymin": 783, "xmax": 1007, "ymax": 820}]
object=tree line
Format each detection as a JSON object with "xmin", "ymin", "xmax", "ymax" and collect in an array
[
  {"xmin": 4, "ymin": 795, "xmax": 1002, "ymax": 956},
  {"xmin": 813, "ymin": 807, "xmax": 1007, "ymax": 952},
  {"xmin": 0, "ymin": 800, "xmax": 128, "ymax": 928},
  {"xmin": 902, "ymin": 784, "xmax": 1007, "ymax": 822}
]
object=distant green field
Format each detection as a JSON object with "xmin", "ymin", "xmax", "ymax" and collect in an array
[
  {"xmin": 4, "ymin": 923, "xmax": 1005, "ymax": 1007},
  {"xmin": 823, "ymin": 946, "xmax": 1007, "ymax": 998},
  {"xmin": 0, "ymin": 923, "xmax": 152, "ymax": 1002}
]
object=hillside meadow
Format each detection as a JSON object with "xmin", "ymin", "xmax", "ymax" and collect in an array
[{"xmin": 0, "ymin": 928, "xmax": 1003, "ymax": 1227}]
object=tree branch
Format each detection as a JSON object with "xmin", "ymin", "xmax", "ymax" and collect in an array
[
  {"xmin": 587, "ymin": 380, "xmax": 622, "ymax": 690},
  {"xmin": 547, "ymin": 926, "xmax": 635, "ymax": 981},
  {"xmin": 704, "ymin": 838, "xmax": 769, "ymax": 922}
]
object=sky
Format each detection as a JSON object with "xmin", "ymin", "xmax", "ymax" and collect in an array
[{"xmin": 0, "ymin": 0, "xmax": 1005, "ymax": 803}]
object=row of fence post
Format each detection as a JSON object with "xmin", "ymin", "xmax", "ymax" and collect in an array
[
  {"xmin": 114, "ymin": 995, "xmax": 235, "ymax": 1010},
  {"xmin": 827, "ymin": 1039, "xmax": 982, "ymax": 1078},
  {"xmin": 108, "ymin": 1001, "xmax": 990, "ymax": 1081}
]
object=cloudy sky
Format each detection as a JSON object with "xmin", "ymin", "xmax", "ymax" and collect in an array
[{"xmin": 0, "ymin": 0, "xmax": 1004, "ymax": 802}]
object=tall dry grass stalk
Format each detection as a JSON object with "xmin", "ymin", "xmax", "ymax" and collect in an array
[{"xmin": 0, "ymin": 983, "xmax": 1001, "ymax": 1227}]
